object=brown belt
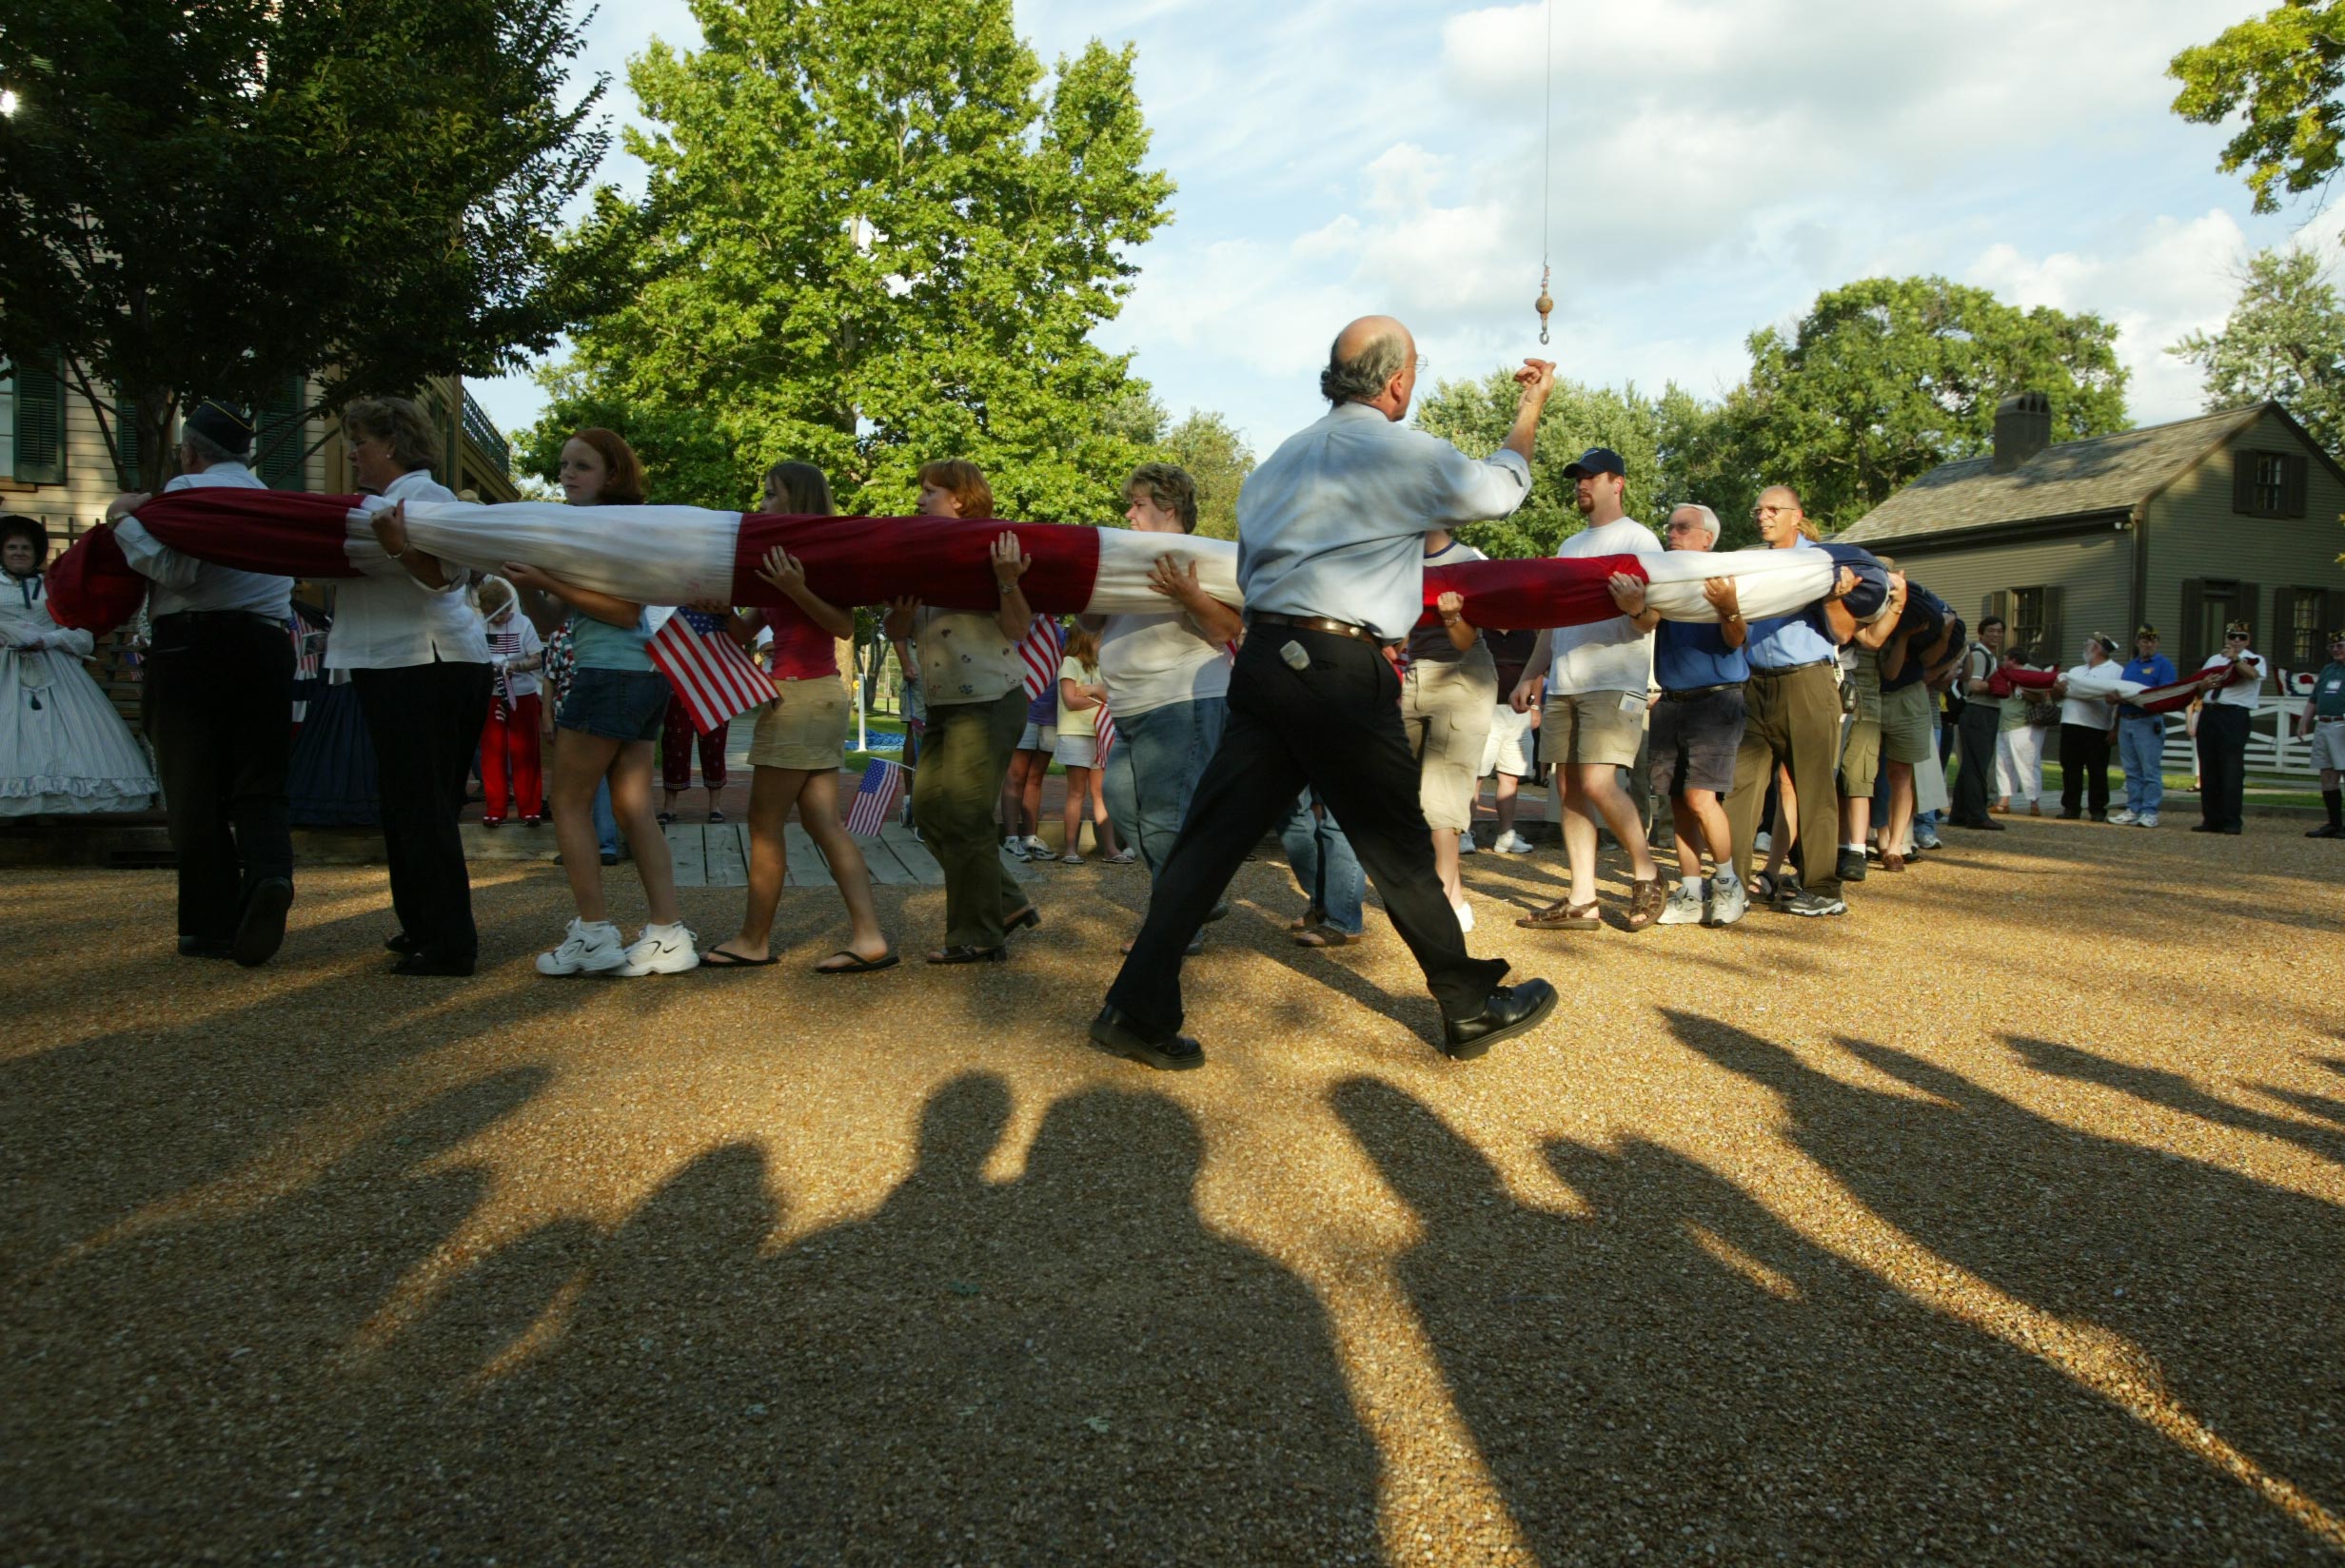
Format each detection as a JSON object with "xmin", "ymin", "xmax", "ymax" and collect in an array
[{"xmin": 1247, "ymin": 611, "xmax": 1383, "ymax": 644}]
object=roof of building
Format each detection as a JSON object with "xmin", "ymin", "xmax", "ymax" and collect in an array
[{"xmin": 1836, "ymin": 402, "xmax": 2276, "ymax": 545}]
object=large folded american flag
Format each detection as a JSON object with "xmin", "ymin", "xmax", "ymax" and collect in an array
[
  {"xmin": 1017, "ymin": 616, "xmax": 1064, "ymax": 701},
  {"xmin": 648, "ymin": 610, "xmax": 777, "ymax": 733},
  {"xmin": 845, "ymin": 757, "xmax": 903, "ymax": 837}
]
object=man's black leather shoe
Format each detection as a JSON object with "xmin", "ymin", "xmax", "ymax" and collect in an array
[
  {"xmin": 1443, "ymin": 979, "xmax": 1558, "ymax": 1060},
  {"xmin": 1089, "ymin": 1006, "xmax": 1205, "ymax": 1071},
  {"xmin": 177, "ymin": 935, "xmax": 234, "ymax": 960},
  {"xmin": 232, "ymin": 877, "xmax": 293, "ymax": 969},
  {"xmin": 1835, "ymin": 848, "xmax": 1866, "ymax": 883},
  {"xmin": 393, "ymin": 951, "xmax": 476, "ymax": 977},
  {"xmin": 384, "ymin": 931, "xmax": 421, "ymax": 954}
]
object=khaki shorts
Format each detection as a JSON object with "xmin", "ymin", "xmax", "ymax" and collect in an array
[
  {"xmin": 1402, "ymin": 655, "xmax": 1498, "ymax": 831},
  {"xmin": 2312, "ymin": 720, "xmax": 2345, "ymax": 772},
  {"xmin": 748, "ymin": 676, "xmax": 850, "ymax": 772},
  {"xmin": 1544, "ymin": 689, "xmax": 1646, "ymax": 771},
  {"xmin": 1880, "ymin": 679, "xmax": 1935, "ymax": 765},
  {"xmin": 1481, "ymin": 701, "xmax": 1538, "ymax": 778},
  {"xmin": 1839, "ymin": 716, "xmax": 1882, "ymax": 797}
]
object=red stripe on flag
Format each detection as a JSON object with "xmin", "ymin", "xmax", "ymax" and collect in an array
[
  {"xmin": 129, "ymin": 489, "xmax": 372, "ymax": 580},
  {"xmin": 648, "ymin": 616, "xmax": 778, "ymax": 733},
  {"xmin": 728, "ymin": 514, "xmax": 1102, "ymax": 615}
]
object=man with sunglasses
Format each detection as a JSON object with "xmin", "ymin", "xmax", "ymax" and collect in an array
[{"xmin": 2193, "ymin": 620, "xmax": 2265, "ymax": 835}]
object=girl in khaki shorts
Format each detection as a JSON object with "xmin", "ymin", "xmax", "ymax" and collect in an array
[{"xmin": 700, "ymin": 462, "xmax": 894, "ymax": 973}]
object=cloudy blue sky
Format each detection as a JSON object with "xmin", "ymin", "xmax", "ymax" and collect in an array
[{"xmin": 470, "ymin": 0, "xmax": 2329, "ymax": 461}]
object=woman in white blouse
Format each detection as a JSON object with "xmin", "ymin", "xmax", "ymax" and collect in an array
[{"xmin": 335, "ymin": 396, "xmax": 492, "ymax": 976}]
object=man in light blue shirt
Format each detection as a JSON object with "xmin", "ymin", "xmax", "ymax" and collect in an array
[
  {"xmin": 2111, "ymin": 625, "xmax": 2177, "ymax": 826},
  {"xmin": 1094, "ymin": 315, "xmax": 1559, "ymax": 1072},
  {"xmin": 1720, "ymin": 487, "xmax": 1863, "ymax": 916}
]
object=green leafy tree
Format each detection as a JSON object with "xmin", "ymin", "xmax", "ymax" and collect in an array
[
  {"xmin": 1156, "ymin": 410, "xmax": 1254, "ymax": 540},
  {"xmin": 1411, "ymin": 373, "xmax": 1665, "ymax": 559},
  {"xmin": 2171, "ymin": 1, "xmax": 2345, "ymax": 216},
  {"xmin": 1735, "ymin": 276, "xmax": 2130, "ymax": 530},
  {"xmin": 0, "ymin": 0, "xmax": 620, "ymax": 486},
  {"xmin": 524, "ymin": 0, "xmax": 1173, "ymax": 521},
  {"xmin": 2172, "ymin": 247, "xmax": 2345, "ymax": 453}
]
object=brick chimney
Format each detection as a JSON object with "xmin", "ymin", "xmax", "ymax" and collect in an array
[{"xmin": 1991, "ymin": 391, "xmax": 2052, "ymax": 473}]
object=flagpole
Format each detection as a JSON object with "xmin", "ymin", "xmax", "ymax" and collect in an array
[{"xmin": 855, "ymin": 628, "xmax": 869, "ymax": 755}]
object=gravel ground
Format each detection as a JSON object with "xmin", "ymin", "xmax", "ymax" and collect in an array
[{"xmin": 3, "ymin": 815, "xmax": 2341, "ymax": 1565}]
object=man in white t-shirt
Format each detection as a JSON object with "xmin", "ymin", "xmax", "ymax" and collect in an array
[
  {"xmin": 2193, "ymin": 619, "xmax": 2265, "ymax": 834},
  {"xmin": 1508, "ymin": 448, "xmax": 1665, "ymax": 931},
  {"xmin": 2050, "ymin": 634, "xmax": 2120, "ymax": 821}
]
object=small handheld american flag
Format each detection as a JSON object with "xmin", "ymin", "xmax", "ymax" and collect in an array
[
  {"xmin": 1094, "ymin": 695, "xmax": 1116, "ymax": 765},
  {"xmin": 648, "ymin": 609, "xmax": 778, "ymax": 734},
  {"xmin": 1017, "ymin": 616, "xmax": 1064, "ymax": 701},
  {"xmin": 845, "ymin": 757, "xmax": 903, "ymax": 837}
]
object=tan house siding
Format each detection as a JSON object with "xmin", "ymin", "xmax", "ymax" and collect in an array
[
  {"xmin": 1864, "ymin": 524, "xmax": 2134, "ymax": 663},
  {"xmin": 2143, "ymin": 408, "xmax": 2345, "ymax": 676}
]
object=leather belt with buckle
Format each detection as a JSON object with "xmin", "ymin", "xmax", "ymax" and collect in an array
[
  {"xmin": 1248, "ymin": 611, "xmax": 1382, "ymax": 644},
  {"xmin": 1749, "ymin": 657, "xmax": 1835, "ymax": 677},
  {"xmin": 1662, "ymin": 682, "xmax": 1741, "ymax": 701}
]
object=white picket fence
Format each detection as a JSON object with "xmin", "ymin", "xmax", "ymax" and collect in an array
[{"xmin": 2152, "ymin": 682, "xmax": 2328, "ymax": 779}]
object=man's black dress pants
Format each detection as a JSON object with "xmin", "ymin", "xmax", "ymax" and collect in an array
[
  {"xmin": 2197, "ymin": 701, "xmax": 2250, "ymax": 832},
  {"xmin": 1950, "ymin": 702, "xmax": 2000, "ymax": 825},
  {"xmin": 351, "ymin": 660, "xmax": 492, "ymax": 964},
  {"xmin": 1105, "ymin": 626, "xmax": 1508, "ymax": 1037},
  {"xmin": 143, "ymin": 612, "xmax": 295, "ymax": 944}
]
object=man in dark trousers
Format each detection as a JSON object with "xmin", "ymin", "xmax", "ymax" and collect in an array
[
  {"xmin": 1089, "ymin": 315, "xmax": 1559, "ymax": 1069},
  {"xmin": 1947, "ymin": 614, "xmax": 2008, "ymax": 831},
  {"xmin": 105, "ymin": 401, "xmax": 297, "ymax": 965}
]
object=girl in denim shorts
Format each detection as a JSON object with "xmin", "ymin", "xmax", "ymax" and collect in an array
[{"xmin": 505, "ymin": 427, "xmax": 700, "ymax": 977}]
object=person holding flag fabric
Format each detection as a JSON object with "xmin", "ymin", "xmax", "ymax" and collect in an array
[
  {"xmin": 498, "ymin": 427, "xmax": 697, "ymax": 977},
  {"xmin": 701, "ymin": 461, "xmax": 893, "ymax": 973},
  {"xmin": 885, "ymin": 460, "xmax": 1040, "ymax": 964}
]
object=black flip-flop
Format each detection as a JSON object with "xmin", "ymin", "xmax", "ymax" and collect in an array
[
  {"xmin": 816, "ymin": 951, "xmax": 900, "ymax": 974},
  {"xmin": 700, "ymin": 949, "xmax": 779, "ymax": 969}
]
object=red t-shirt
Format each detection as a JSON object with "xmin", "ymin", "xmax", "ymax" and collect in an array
[{"xmin": 767, "ymin": 603, "xmax": 838, "ymax": 680}]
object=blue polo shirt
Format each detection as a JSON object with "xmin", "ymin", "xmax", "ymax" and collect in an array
[
  {"xmin": 1880, "ymin": 585, "xmax": 1951, "ymax": 692},
  {"xmin": 1654, "ymin": 619, "xmax": 1748, "ymax": 693},
  {"xmin": 1744, "ymin": 538, "xmax": 1840, "ymax": 670},
  {"xmin": 2120, "ymin": 652, "xmax": 2176, "ymax": 715}
]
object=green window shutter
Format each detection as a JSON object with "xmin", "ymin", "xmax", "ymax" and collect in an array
[
  {"xmin": 2232, "ymin": 453, "xmax": 2254, "ymax": 514},
  {"xmin": 11, "ymin": 360, "xmax": 65, "ymax": 484},
  {"xmin": 111, "ymin": 383, "xmax": 143, "ymax": 490},
  {"xmin": 256, "ymin": 376, "xmax": 307, "ymax": 489},
  {"xmin": 2284, "ymin": 454, "xmax": 2309, "ymax": 519}
]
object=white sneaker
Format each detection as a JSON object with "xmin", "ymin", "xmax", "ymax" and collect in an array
[
  {"xmin": 1705, "ymin": 872, "xmax": 1748, "ymax": 927},
  {"xmin": 536, "ymin": 917, "xmax": 627, "ymax": 976},
  {"xmin": 1458, "ymin": 830, "xmax": 1478, "ymax": 855},
  {"xmin": 1453, "ymin": 898, "xmax": 1475, "ymax": 933},
  {"xmin": 1020, "ymin": 834, "xmax": 1053, "ymax": 859},
  {"xmin": 1493, "ymin": 830, "xmax": 1535, "ymax": 854},
  {"xmin": 1003, "ymin": 834, "xmax": 1029, "ymax": 860},
  {"xmin": 2108, "ymin": 809, "xmax": 2138, "ymax": 826},
  {"xmin": 1658, "ymin": 883, "xmax": 1705, "ymax": 925},
  {"xmin": 616, "ymin": 921, "xmax": 700, "ymax": 976},
  {"xmin": 2138, "ymin": 812, "xmax": 2158, "ymax": 828}
]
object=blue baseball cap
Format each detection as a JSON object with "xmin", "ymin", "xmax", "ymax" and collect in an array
[{"xmin": 1563, "ymin": 446, "xmax": 1625, "ymax": 479}]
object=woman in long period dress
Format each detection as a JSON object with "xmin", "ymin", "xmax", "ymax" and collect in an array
[{"xmin": 0, "ymin": 515, "xmax": 158, "ymax": 815}]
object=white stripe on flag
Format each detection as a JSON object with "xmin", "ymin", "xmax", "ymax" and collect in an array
[{"xmin": 845, "ymin": 757, "xmax": 902, "ymax": 837}]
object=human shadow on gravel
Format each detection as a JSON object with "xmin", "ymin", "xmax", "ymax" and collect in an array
[
  {"xmin": 1333, "ymin": 1070, "xmax": 2329, "ymax": 1563},
  {"xmin": 5, "ymin": 1071, "xmax": 1383, "ymax": 1565},
  {"xmin": 1665, "ymin": 1011, "xmax": 2345, "ymax": 1550},
  {"xmin": 2008, "ymin": 1035, "xmax": 2345, "ymax": 1168}
]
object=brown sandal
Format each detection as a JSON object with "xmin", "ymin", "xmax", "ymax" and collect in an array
[
  {"xmin": 1623, "ymin": 876, "xmax": 1666, "ymax": 931},
  {"xmin": 1293, "ymin": 925, "xmax": 1359, "ymax": 948},
  {"xmin": 1517, "ymin": 898, "xmax": 1602, "ymax": 931}
]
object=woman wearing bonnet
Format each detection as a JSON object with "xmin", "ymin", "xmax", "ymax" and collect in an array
[{"xmin": 0, "ymin": 514, "xmax": 158, "ymax": 817}]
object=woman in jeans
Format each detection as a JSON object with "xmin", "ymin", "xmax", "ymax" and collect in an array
[
  {"xmin": 701, "ymin": 461, "xmax": 893, "ymax": 973},
  {"xmin": 505, "ymin": 428, "xmax": 697, "ymax": 976},
  {"xmin": 881, "ymin": 459, "xmax": 1040, "ymax": 964}
]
